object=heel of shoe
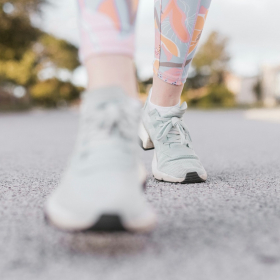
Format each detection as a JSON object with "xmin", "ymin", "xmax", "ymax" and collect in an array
[{"xmin": 138, "ymin": 122, "xmax": 154, "ymax": 150}]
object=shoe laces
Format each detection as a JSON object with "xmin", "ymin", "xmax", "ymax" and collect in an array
[
  {"xmin": 80, "ymin": 101, "xmax": 139, "ymax": 149},
  {"xmin": 156, "ymin": 116, "xmax": 192, "ymax": 146}
]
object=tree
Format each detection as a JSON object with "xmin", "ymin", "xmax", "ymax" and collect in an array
[
  {"xmin": 191, "ymin": 31, "xmax": 230, "ymax": 85},
  {"xmin": 187, "ymin": 84, "xmax": 235, "ymax": 108},
  {"xmin": 0, "ymin": 1, "xmax": 45, "ymax": 61},
  {"xmin": 0, "ymin": 0, "xmax": 82, "ymax": 108},
  {"xmin": 182, "ymin": 31, "xmax": 235, "ymax": 108},
  {"xmin": 253, "ymin": 79, "xmax": 262, "ymax": 102},
  {"xmin": 30, "ymin": 78, "xmax": 81, "ymax": 107}
]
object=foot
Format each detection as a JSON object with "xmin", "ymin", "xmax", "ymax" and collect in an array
[
  {"xmin": 45, "ymin": 87, "xmax": 156, "ymax": 232},
  {"xmin": 139, "ymin": 97, "xmax": 207, "ymax": 184}
]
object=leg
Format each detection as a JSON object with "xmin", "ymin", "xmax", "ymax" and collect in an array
[
  {"xmin": 140, "ymin": 0, "xmax": 212, "ymax": 183},
  {"xmin": 78, "ymin": 0, "xmax": 139, "ymax": 97},
  {"xmin": 85, "ymin": 55, "xmax": 138, "ymax": 98},
  {"xmin": 152, "ymin": 0, "xmax": 212, "ymax": 106},
  {"xmin": 45, "ymin": 0, "xmax": 156, "ymax": 232}
]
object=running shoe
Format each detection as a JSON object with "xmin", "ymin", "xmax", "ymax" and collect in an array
[
  {"xmin": 45, "ymin": 86, "xmax": 156, "ymax": 232},
  {"xmin": 139, "ymin": 94, "xmax": 207, "ymax": 184}
]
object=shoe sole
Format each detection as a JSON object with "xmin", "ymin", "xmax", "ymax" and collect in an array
[
  {"xmin": 45, "ymin": 203, "xmax": 156, "ymax": 233},
  {"xmin": 152, "ymin": 153, "xmax": 207, "ymax": 183},
  {"xmin": 86, "ymin": 215, "xmax": 126, "ymax": 231},
  {"xmin": 45, "ymin": 212, "xmax": 126, "ymax": 232},
  {"xmin": 155, "ymin": 172, "xmax": 206, "ymax": 184},
  {"xmin": 138, "ymin": 122, "xmax": 154, "ymax": 150},
  {"xmin": 44, "ymin": 180, "xmax": 156, "ymax": 233},
  {"xmin": 139, "ymin": 121, "xmax": 207, "ymax": 184},
  {"xmin": 182, "ymin": 172, "xmax": 206, "ymax": 184}
]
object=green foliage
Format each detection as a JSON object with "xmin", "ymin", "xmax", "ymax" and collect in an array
[
  {"xmin": 192, "ymin": 31, "xmax": 230, "ymax": 84},
  {"xmin": 0, "ymin": 49, "xmax": 36, "ymax": 85},
  {"xmin": 30, "ymin": 78, "xmax": 81, "ymax": 107},
  {"xmin": 37, "ymin": 34, "xmax": 80, "ymax": 70},
  {"xmin": 138, "ymin": 77, "xmax": 152, "ymax": 94},
  {"xmin": 185, "ymin": 84, "xmax": 235, "ymax": 108},
  {"xmin": 0, "ymin": 1, "xmax": 44, "ymax": 60},
  {"xmin": 0, "ymin": 0, "xmax": 82, "ymax": 108},
  {"xmin": 181, "ymin": 31, "xmax": 235, "ymax": 108}
]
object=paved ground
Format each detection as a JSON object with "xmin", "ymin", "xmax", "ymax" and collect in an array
[
  {"xmin": 245, "ymin": 108, "xmax": 280, "ymax": 123},
  {"xmin": 1, "ymin": 108, "xmax": 280, "ymax": 280}
]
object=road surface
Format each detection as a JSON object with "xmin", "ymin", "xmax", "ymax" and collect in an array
[{"xmin": 0, "ymin": 109, "xmax": 280, "ymax": 280}]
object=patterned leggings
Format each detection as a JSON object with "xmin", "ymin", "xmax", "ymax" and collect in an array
[{"xmin": 78, "ymin": 0, "xmax": 211, "ymax": 86}]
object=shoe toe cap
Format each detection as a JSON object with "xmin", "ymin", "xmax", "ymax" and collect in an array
[{"xmin": 160, "ymin": 158, "xmax": 207, "ymax": 179}]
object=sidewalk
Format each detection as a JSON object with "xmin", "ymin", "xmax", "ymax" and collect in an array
[
  {"xmin": 0, "ymin": 109, "xmax": 280, "ymax": 280},
  {"xmin": 245, "ymin": 108, "xmax": 280, "ymax": 123}
]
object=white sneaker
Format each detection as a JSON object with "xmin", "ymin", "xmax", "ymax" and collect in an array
[
  {"xmin": 139, "ymin": 95, "xmax": 207, "ymax": 184},
  {"xmin": 45, "ymin": 87, "xmax": 156, "ymax": 232}
]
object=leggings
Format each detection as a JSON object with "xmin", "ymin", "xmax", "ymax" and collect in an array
[{"xmin": 78, "ymin": 0, "xmax": 211, "ymax": 86}]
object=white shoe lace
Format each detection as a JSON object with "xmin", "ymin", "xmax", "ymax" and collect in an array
[
  {"xmin": 156, "ymin": 116, "xmax": 192, "ymax": 146},
  {"xmin": 79, "ymin": 101, "xmax": 139, "ymax": 151}
]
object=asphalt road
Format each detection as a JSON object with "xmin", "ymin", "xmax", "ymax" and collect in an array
[{"xmin": 0, "ymin": 108, "xmax": 280, "ymax": 280}]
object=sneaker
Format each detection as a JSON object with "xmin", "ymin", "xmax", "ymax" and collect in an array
[
  {"xmin": 139, "ymin": 96, "xmax": 207, "ymax": 184},
  {"xmin": 45, "ymin": 87, "xmax": 156, "ymax": 232}
]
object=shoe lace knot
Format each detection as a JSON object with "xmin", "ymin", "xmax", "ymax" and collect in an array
[
  {"xmin": 81, "ymin": 101, "xmax": 139, "ymax": 145},
  {"xmin": 156, "ymin": 116, "xmax": 192, "ymax": 146}
]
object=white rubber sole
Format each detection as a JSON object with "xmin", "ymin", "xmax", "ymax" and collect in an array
[
  {"xmin": 139, "ymin": 121, "xmax": 207, "ymax": 183},
  {"xmin": 138, "ymin": 122, "xmax": 154, "ymax": 150},
  {"xmin": 152, "ymin": 152, "xmax": 207, "ymax": 183},
  {"xmin": 45, "ymin": 199, "xmax": 157, "ymax": 233},
  {"xmin": 45, "ymin": 163, "xmax": 156, "ymax": 233}
]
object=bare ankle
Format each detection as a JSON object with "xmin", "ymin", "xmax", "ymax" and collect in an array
[
  {"xmin": 85, "ymin": 55, "xmax": 138, "ymax": 98},
  {"xmin": 151, "ymin": 74, "xmax": 183, "ymax": 107}
]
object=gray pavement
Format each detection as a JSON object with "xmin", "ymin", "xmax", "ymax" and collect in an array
[{"xmin": 0, "ymin": 108, "xmax": 280, "ymax": 280}]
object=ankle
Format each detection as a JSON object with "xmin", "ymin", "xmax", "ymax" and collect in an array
[
  {"xmin": 85, "ymin": 55, "xmax": 138, "ymax": 98},
  {"xmin": 151, "ymin": 74, "xmax": 182, "ymax": 106},
  {"xmin": 148, "ymin": 89, "xmax": 180, "ymax": 114}
]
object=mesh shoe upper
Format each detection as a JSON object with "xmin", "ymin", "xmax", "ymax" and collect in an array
[
  {"xmin": 46, "ymin": 87, "xmax": 155, "ymax": 230},
  {"xmin": 141, "ymin": 98, "xmax": 206, "ymax": 179}
]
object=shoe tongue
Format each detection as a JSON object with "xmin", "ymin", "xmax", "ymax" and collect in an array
[
  {"xmin": 80, "ymin": 86, "xmax": 142, "ymax": 139},
  {"xmin": 82, "ymin": 86, "xmax": 127, "ymax": 104},
  {"xmin": 160, "ymin": 101, "xmax": 187, "ymax": 118}
]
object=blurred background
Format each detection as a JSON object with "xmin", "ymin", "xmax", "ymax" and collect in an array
[
  {"xmin": 1, "ymin": 2, "xmax": 280, "ymax": 279},
  {"xmin": 1, "ymin": 0, "xmax": 280, "ymax": 111}
]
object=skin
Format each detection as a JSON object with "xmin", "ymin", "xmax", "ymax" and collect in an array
[
  {"xmin": 151, "ymin": 73, "xmax": 183, "ymax": 106},
  {"xmin": 85, "ymin": 55, "xmax": 138, "ymax": 98},
  {"xmin": 86, "ymin": 55, "xmax": 182, "ymax": 106}
]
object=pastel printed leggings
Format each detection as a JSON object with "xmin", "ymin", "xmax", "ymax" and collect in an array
[{"xmin": 78, "ymin": 0, "xmax": 211, "ymax": 86}]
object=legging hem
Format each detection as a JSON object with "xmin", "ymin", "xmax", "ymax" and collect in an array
[{"xmin": 153, "ymin": 68, "xmax": 187, "ymax": 86}]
